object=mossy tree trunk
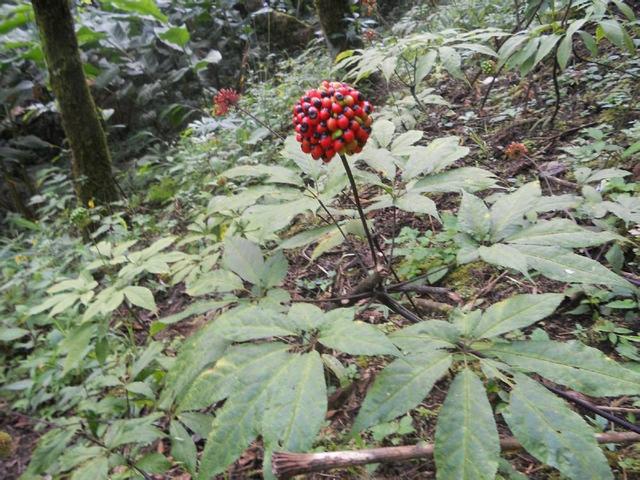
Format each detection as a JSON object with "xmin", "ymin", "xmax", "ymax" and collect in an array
[
  {"xmin": 31, "ymin": 0, "xmax": 118, "ymax": 206},
  {"xmin": 314, "ymin": 0, "xmax": 363, "ymax": 58}
]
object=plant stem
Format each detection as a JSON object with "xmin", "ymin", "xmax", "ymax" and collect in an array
[
  {"xmin": 339, "ymin": 153, "xmax": 378, "ymax": 268},
  {"xmin": 272, "ymin": 432, "xmax": 640, "ymax": 478},
  {"xmin": 235, "ymin": 105, "xmax": 286, "ymax": 141}
]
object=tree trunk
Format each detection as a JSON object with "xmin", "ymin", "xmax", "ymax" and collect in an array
[
  {"xmin": 31, "ymin": 0, "xmax": 118, "ymax": 206},
  {"xmin": 314, "ymin": 0, "xmax": 363, "ymax": 58}
]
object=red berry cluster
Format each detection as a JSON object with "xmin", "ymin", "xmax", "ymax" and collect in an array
[{"xmin": 293, "ymin": 81, "xmax": 373, "ymax": 162}]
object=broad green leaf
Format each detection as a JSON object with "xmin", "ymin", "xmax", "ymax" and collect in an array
[
  {"xmin": 287, "ymin": 303, "xmax": 326, "ymax": 331},
  {"xmin": 179, "ymin": 343, "xmax": 289, "ymax": 411},
  {"xmin": 505, "ymin": 375, "xmax": 613, "ymax": 480},
  {"xmin": 60, "ymin": 323, "xmax": 96, "ymax": 375},
  {"xmin": 158, "ymin": 25, "xmax": 190, "ymax": 49},
  {"xmin": 598, "ymin": 19, "xmax": 627, "ymax": 49},
  {"xmin": 513, "ymin": 245, "xmax": 634, "ymax": 290},
  {"xmin": 278, "ymin": 224, "xmax": 336, "ymax": 250},
  {"xmin": 26, "ymin": 427, "xmax": 78, "ymax": 475},
  {"xmin": 70, "ymin": 456, "xmax": 108, "ymax": 480},
  {"xmin": 352, "ymin": 349, "xmax": 452, "ymax": 432},
  {"xmin": 438, "ymin": 46, "xmax": 464, "ymax": 79},
  {"xmin": 197, "ymin": 351, "xmax": 294, "ymax": 479},
  {"xmin": 557, "ymin": 19, "xmax": 586, "ymax": 70},
  {"xmin": 263, "ymin": 351, "xmax": 326, "ymax": 451},
  {"xmin": 458, "ymin": 191, "xmax": 491, "ymax": 240},
  {"xmin": 261, "ymin": 251, "xmax": 288, "ymax": 289},
  {"xmin": 395, "ymin": 193, "xmax": 440, "ymax": 220},
  {"xmin": 579, "ymin": 31, "xmax": 598, "ymax": 56},
  {"xmin": 126, "ymin": 381, "xmax": 155, "ymax": 399},
  {"xmin": 214, "ymin": 306, "xmax": 296, "ymax": 341},
  {"xmin": 506, "ymin": 219, "xmax": 621, "ymax": 248},
  {"xmin": 131, "ymin": 341, "xmax": 164, "ymax": 379},
  {"xmin": 318, "ymin": 317, "xmax": 399, "ymax": 356},
  {"xmin": 622, "ymin": 140, "xmax": 640, "ymax": 159},
  {"xmin": 178, "ymin": 412, "xmax": 214, "ymax": 439},
  {"xmin": 358, "ymin": 148, "xmax": 397, "ymax": 179},
  {"xmin": 0, "ymin": 327, "xmax": 29, "ymax": 342},
  {"xmin": 410, "ymin": 167, "xmax": 496, "ymax": 193},
  {"xmin": 389, "ymin": 320, "xmax": 460, "ymax": 352},
  {"xmin": 490, "ymin": 181, "xmax": 541, "ymax": 241},
  {"xmin": 404, "ymin": 137, "xmax": 469, "ymax": 180},
  {"xmin": 186, "ymin": 269, "xmax": 244, "ymax": 296},
  {"xmin": 434, "ymin": 369, "xmax": 499, "ymax": 480},
  {"xmin": 415, "ymin": 50, "xmax": 438, "ymax": 84},
  {"xmin": 170, "ymin": 421, "xmax": 197, "ymax": 474},
  {"xmin": 471, "ymin": 293, "xmax": 564, "ymax": 339},
  {"xmin": 158, "ymin": 299, "xmax": 233, "ymax": 325},
  {"xmin": 372, "ymin": 119, "xmax": 395, "ymax": 148},
  {"xmin": 159, "ymin": 322, "xmax": 229, "ymax": 408},
  {"xmin": 108, "ymin": 0, "xmax": 167, "ymax": 22},
  {"xmin": 487, "ymin": 340, "xmax": 640, "ymax": 396},
  {"xmin": 135, "ymin": 452, "xmax": 171, "ymax": 474},
  {"xmin": 104, "ymin": 413, "xmax": 164, "ymax": 449},
  {"xmin": 222, "ymin": 236, "xmax": 264, "ymax": 284},
  {"xmin": 123, "ymin": 286, "xmax": 156, "ymax": 311},
  {"xmin": 478, "ymin": 244, "xmax": 529, "ymax": 277},
  {"xmin": 391, "ymin": 130, "xmax": 423, "ymax": 154}
]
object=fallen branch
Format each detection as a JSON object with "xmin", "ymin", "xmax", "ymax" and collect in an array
[{"xmin": 271, "ymin": 432, "xmax": 640, "ymax": 478}]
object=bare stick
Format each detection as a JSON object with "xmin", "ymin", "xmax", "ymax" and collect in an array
[{"xmin": 272, "ymin": 432, "xmax": 640, "ymax": 478}]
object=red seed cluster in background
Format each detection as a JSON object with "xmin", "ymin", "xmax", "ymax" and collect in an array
[{"xmin": 293, "ymin": 81, "xmax": 373, "ymax": 162}]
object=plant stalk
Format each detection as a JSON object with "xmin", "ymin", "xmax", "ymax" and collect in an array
[
  {"xmin": 339, "ymin": 153, "xmax": 378, "ymax": 268},
  {"xmin": 272, "ymin": 432, "xmax": 640, "ymax": 478}
]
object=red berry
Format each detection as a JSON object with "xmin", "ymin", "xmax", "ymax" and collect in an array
[
  {"xmin": 337, "ymin": 115, "xmax": 349, "ymax": 130},
  {"xmin": 322, "ymin": 97, "xmax": 332, "ymax": 109},
  {"xmin": 327, "ymin": 118, "xmax": 338, "ymax": 131},
  {"xmin": 301, "ymin": 141, "xmax": 312, "ymax": 153},
  {"xmin": 343, "ymin": 130, "xmax": 355, "ymax": 143},
  {"xmin": 331, "ymin": 102, "xmax": 342, "ymax": 114},
  {"xmin": 344, "ymin": 95, "xmax": 355, "ymax": 106},
  {"xmin": 320, "ymin": 135, "xmax": 332, "ymax": 149},
  {"xmin": 333, "ymin": 139, "xmax": 345, "ymax": 152},
  {"xmin": 319, "ymin": 108, "xmax": 330, "ymax": 121},
  {"xmin": 349, "ymin": 120, "xmax": 360, "ymax": 132},
  {"xmin": 311, "ymin": 145, "xmax": 323, "ymax": 159}
]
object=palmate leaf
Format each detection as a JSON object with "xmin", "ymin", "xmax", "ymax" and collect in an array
[
  {"xmin": 197, "ymin": 350, "xmax": 292, "ymax": 479},
  {"xmin": 470, "ymin": 293, "xmax": 564, "ymax": 339},
  {"xmin": 505, "ymin": 375, "xmax": 613, "ymax": 480},
  {"xmin": 352, "ymin": 348, "xmax": 452, "ymax": 432},
  {"xmin": 487, "ymin": 340, "xmax": 640, "ymax": 396},
  {"xmin": 434, "ymin": 368, "xmax": 499, "ymax": 480}
]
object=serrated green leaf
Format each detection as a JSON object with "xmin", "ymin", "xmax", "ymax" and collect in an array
[
  {"xmin": 179, "ymin": 343, "xmax": 289, "ymax": 411},
  {"xmin": 411, "ymin": 167, "xmax": 496, "ymax": 193},
  {"xmin": 287, "ymin": 303, "xmax": 326, "ymax": 331},
  {"xmin": 490, "ymin": 181, "xmax": 541, "ymax": 241},
  {"xmin": 123, "ymin": 286, "xmax": 156, "ymax": 311},
  {"xmin": 458, "ymin": 191, "xmax": 491, "ymax": 240},
  {"xmin": 186, "ymin": 270, "xmax": 244, "ymax": 296},
  {"xmin": 0, "ymin": 327, "xmax": 29, "ymax": 342},
  {"xmin": 214, "ymin": 305, "xmax": 296, "ymax": 341},
  {"xmin": 263, "ymin": 351, "xmax": 326, "ymax": 451},
  {"xmin": 404, "ymin": 137, "xmax": 469, "ymax": 180},
  {"xmin": 158, "ymin": 299, "xmax": 233, "ymax": 325},
  {"xmin": 126, "ymin": 381, "xmax": 155, "ymax": 399},
  {"xmin": 170, "ymin": 421, "xmax": 197, "ymax": 474},
  {"xmin": 158, "ymin": 25, "xmax": 190, "ymax": 49},
  {"xmin": 372, "ymin": 119, "xmax": 395, "ymax": 148},
  {"xmin": 131, "ymin": 341, "xmax": 164, "ymax": 379},
  {"xmin": 135, "ymin": 452, "xmax": 171, "ymax": 474},
  {"xmin": 478, "ymin": 244, "xmax": 529, "ymax": 277},
  {"xmin": 505, "ymin": 374, "xmax": 613, "ymax": 480},
  {"xmin": 108, "ymin": 0, "xmax": 167, "ymax": 22},
  {"xmin": 318, "ymin": 317, "xmax": 399, "ymax": 356},
  {"xmin": 70, "ymin": 456, "xmax": 108, "ymax": 480},
  {"xmin": 389, "ymin": 320, "xmax": 460, "ymax": 352},
  {"xmin": 513, "ymin": 245, "xmax": 634, "ymax": 290},
  {"xmin": 395, "ymin": 192, "xmax": 440, "ymax": 220},
  {"xmin": 26, "ymin": 427, "xmax": 78, "ymax": 475},
  {"xmin": 434, "ymin": 368, "xmax": 499, "ymax": 480},
  {"xmin": 487, "ymin": 340, "xmax": 640, "ymax": 396},
  {"xmin": 506, "ymin": 219, "xmax": 621, "ymax": 248},
  {"xmin": 262, "ymin": 250, "xmax": 288, "ymax": 289},
  {"xmin": 197, "ymin": 351, "xmax": 294, "ymax": 479},
  {"xmin": 104, "ymin": 413, "xmax": 164, "ymax": 449},
  {"xmin": 471, "ymin": 293, "xmax": 564, "ymax": 339},
  {"xmin": 159, "ymin": 322, "xmax": 229, "ymax": 408},
  {"xmin": 353, "ymin": 349, "xmax": 452, "ymax": 432},
  {"xmin": 222, "ymin": 236, "xmax": 264, "ymax": 284},
  {"xmin": 60, "ymin": 323, "xmax": 96, "ymax": 375}
]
